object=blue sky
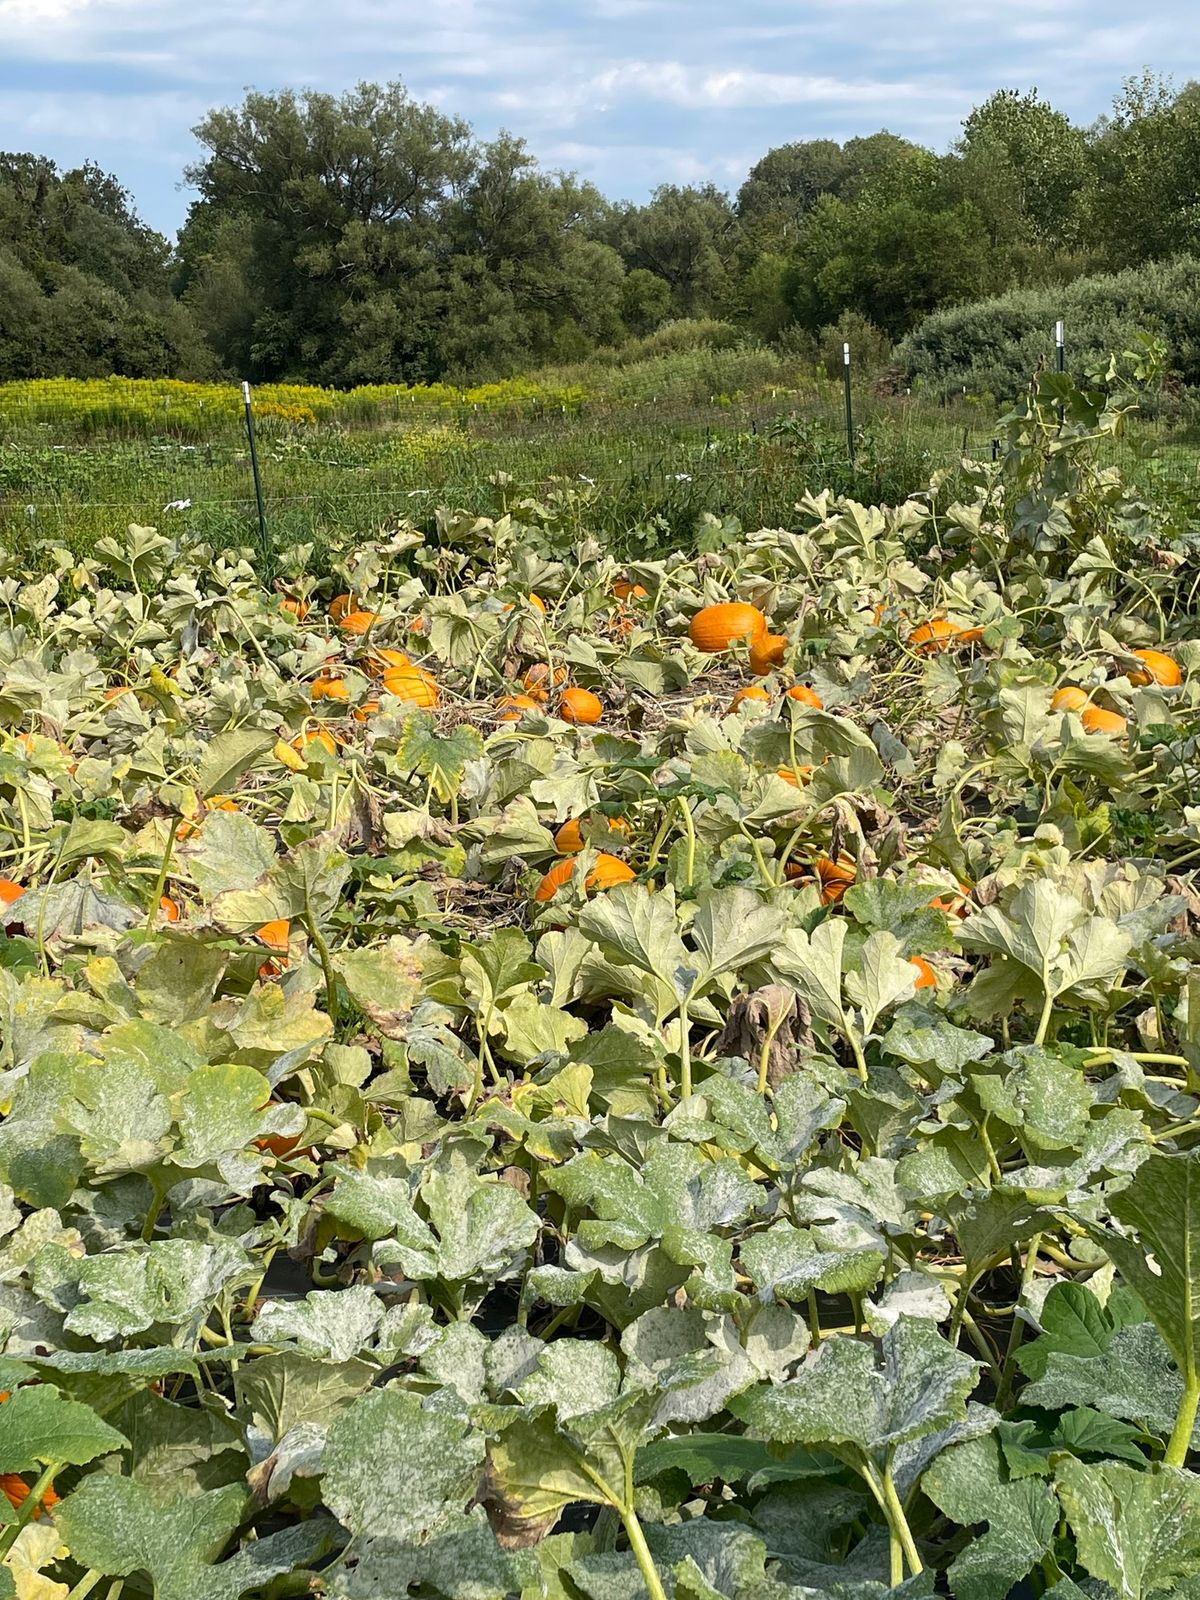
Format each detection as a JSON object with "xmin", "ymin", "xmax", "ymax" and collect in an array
[{"xmin": 0, "ymin": 0, "xmax": 1192, "ymax": 237}]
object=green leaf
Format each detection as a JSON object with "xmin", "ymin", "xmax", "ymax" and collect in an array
[
  {"xmin": 1056, "ymin": 1459, "xmax": 1200, "ymax": 1600},
  {"xmin": 635, "ymin": 1433, "xmax": 831, "ymax": 1490},
  {"xmin": 577, "ymin": 883, "xmax": 691, "ymax": 1003},
  {"xmin": 688, "ymin": 887, "xmax": 788, "ymax": 991},
  {"xmin": 55, "ymin": 1475, "xmax": 339, "ymax": 1600},
  {"xmin": 251, "ymin": 1285, "xmax": 385, "ymax": 1361},
  {"xmin": 1086, "ymin": 1148, "xmax": 1200, "ymax": 1406},
  {"xmin": 334, "ymin": 937, "xmax": 424, "ymax": 1038},
  {"xmin": 0, "ymin": 1384, "xmax": 127, "ymax": 1471},
  {"xmin": 922, "ymin": 1433, "xmax": 1058, "ymax": 1600},
  {"xmin": 732, "ymin": 1315, "xmax": 978, "ymax": 1464},
  {"xmin": 398, "ymin": 712, "xmax": 485, "ymax": 801},
  {"xmin": 843, "ymin": 930, "xmax": 921, "ymax": 1035},
  {"xmin": 196, "ymin": 728, "xmax": 275, "ymax": 799},
  {"xmin": 741, "ymin": 1219, "xmax": 882, "ymax": 1304},
  {"xmin": 322, "ymin": 1388, "xmax": 484, "ymax": 1542}
]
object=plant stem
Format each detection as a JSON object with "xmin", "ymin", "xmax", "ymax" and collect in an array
[
  {"xmin": 881, "ymin": 1459, "xmax": 923, "ymax": 1576},
  {"xmin": 677, "ymin": 1000, "xmax": 692, "ymax": 1100},
  {"xmin": 1166, "ymin": 1368, "xmax": 1200, "ymax": 1468},
  {"xmin": 0, "ymin": 1462, "xmax": 61, "ymax": 1560},
  {"xmin": 1033, "ymin": 986, "xmax": 1055, "ymax": 1048},
  {"xmin": 619, "ymin": 1504, "xmax": 668, "ymax": 1600},
  {"xmin": 302, "ymin": 898, "xmax": 339, "ymax": 1030},
  {"xmin": 996, "ymin": 1233, "xmax": 1042, "ymax": 1409},
  {"xmin": 676, "ymin": 797, "xmax": 696, "ymax": 890},
  {"xmin": 65, "ymin": 1571, "xmax": 104, "ymax": 1600},
  {"xmin": 144, "ymin": 820, "xmax": 176, "ymax": 933}
]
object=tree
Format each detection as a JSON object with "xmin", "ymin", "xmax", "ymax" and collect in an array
[
  {"xmin": 1086, "ymin": 74, "xmax": 1200, "ymax": 267},
  {"xmin": 958, "ymin": 90, "xmax": 1092, "ymax": 262},
  {"xmin": 613, "ymin": 185, "xmax": 737, "ymax": 318},
  {"xmin": 179, "ymin": 82, "xmax": 475, "ymax": 382}
]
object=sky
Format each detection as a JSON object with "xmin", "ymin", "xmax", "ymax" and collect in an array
[{"xmin": 0, "ymin": 0, "xmax": 1193, "ymax": 238}]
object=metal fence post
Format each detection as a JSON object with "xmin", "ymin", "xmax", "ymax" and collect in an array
[
  {"xmin": 242, "ymin": 381, "xmax": 269, "ymax": 556},
  {"xmin": 843, "ymin": 343, "xmax": 855, "ymax": 467},
  {"xmin": 1056, "ymin": 319, "xmax": 1066, "ymax": 374}
]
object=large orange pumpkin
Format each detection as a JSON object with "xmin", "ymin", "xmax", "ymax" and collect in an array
[
  {"xmin": 689, "ymin": 603, "xmax": 768, "ymax": 653},
  {"xmin": 329, "ymin": 593, "xmax": 356, "ymax": 622},
  {"xmin": 339, "ymin": 610, "xmax": 379, "ymax": 636},
  {"xmin": 382, "ymin": 665, "xmax": 439, "ymax": 708},
  {"xmin": 909, "ymin": 618, "xmax": 960, "ymax": 655},
  {"xmin": 1126, "ymin": 648, "xmax": 1182, "ymax": 688}
]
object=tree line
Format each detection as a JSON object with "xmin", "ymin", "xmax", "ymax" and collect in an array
[{"xmin": 3, "ymin": 71, "xmax": 1200, "ymax": 387}]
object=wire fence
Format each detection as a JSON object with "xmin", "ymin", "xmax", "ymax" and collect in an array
[{"xmin": 3, "ymin": 380, "xmax": 1200, "ymax": 557}]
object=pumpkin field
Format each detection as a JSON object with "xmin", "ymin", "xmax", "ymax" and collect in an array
[{"xmin": 3, "ymin": 354, "xmax": 1200, "ymax": 1600}]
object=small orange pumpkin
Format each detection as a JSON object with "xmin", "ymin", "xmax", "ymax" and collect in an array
[
  {"xmin": 1051, "ymin": 686, "xmax": 1090, "ymax": 712},
  {"xmin": 689, "ymin": 603, "xmax": 768, "ymax": 653},
  {"xmin": 495, "ymin": 694, "xmax": 541, "ymax": 722},
  {"xmin": 786, "ymin": 684, "xmax": 824, "ymax": 709},
  {"xmin": 586, "ymin": 853, "xmax": 637, "ymax": 892},
  {"xmin": 312, "ymin": 675, "xmax": 349, "ymax": 703},
  {"xmin": 292, "ymin": 727, "xmax": 339, "ymax": 758},
  {"xmin": 523, "ymin": 663, "xmax": 568, "ymax": 702},
  {"xmin": 158, "ymin": 895, "xmax": 181, "ymax": 923},
  {"xmin": 909, "ymin": 618, "xmax": 960, "ymax": 655},
  {"xmin": 0, "ymin": 880, "xmax": 24, "ymax": 908},
  {"xmin": 749, "ymin": 632, "xmax": 788, "ymax": 676},
  {"xmin": 353, "ymin": 700, "xmax": 381, "ymax": 723},
  {"xmin": 535, "ymin": 857, "xmax": 577, "ymax": 902},
  {"xmin": 909, "ymin": 956, "xmax": 938, "ymax": 990},
  {"xmin": 365, "ymin": 648, "xmax": 412, "ymax": 678},
  {"xmin": 614, "ymin": 580, "xmax": 649, "ymax": 602},
  {"xmin": 329, "ymin": 593, "xmax": 356, "ymax": 623},
  {"xmin": 729, "ymin": 685, "xmax": 771, "ymax": 713},
  {"xmin": 816, "ymin": 854, "xmax": 857, "ymax": 904},
  {"xmin": 559, "ymin": 687, "xmax": 603, "ymax": 725},
  {"xmin": 554, "ymin": 816, "xmax": 628, "ymax": 854},
  {"xmin": 1081, "ymin": 705, "xmax": 1128, "ymax": 736},
  {"xmin": 280, "ymin": 596, "xmax": 311, "ymax": 622},
  {"xmin": 257, "ymin": 919, "xmax": 290, "ymax": 953}
]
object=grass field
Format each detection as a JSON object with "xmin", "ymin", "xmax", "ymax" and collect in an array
[{"xmin": 3, "ymin": 359, "xmax": 1200, "ymax": 564}]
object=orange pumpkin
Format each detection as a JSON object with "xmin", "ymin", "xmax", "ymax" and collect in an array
[
  {"xmin": 353, "ymin": 700, "xmax": 381, "ymax": 723},
  {"xmin": 0, "ymin": 880, "xmax": 24, "ymax": 908},
  {"xmin": 816, "ymin": 854, "xmax": 857, "ymax": 904},
  {"xmin": 909, "ymin": 618, "xmax": 960, "ymax": 655},
  {"xmin": 339, "ymin": 610, "xmax": 379, "ymax": 636},
  {"xmin": 909, "ymin": 956, "xmax": 938, "ymax": 990},
  {"xmin": 257, "ymin": 919, "xmax": 290, "ymax": 953},
  {"xmin": 176, "ymin": 797, "xmax": 239, "ymax": 840},
  {"xmin": 1, "ymin": 1472, "xmax": 58, "ymax": 1518},
  {"xmin": 504, "ymin": 594, "xmax": 547, "ymax": 616},
  {"xmin": 495, "ymin": 694, "xmax": 541, "ymax": 722},
  {"xmin": 554, "ymin": 816, "xmax": 628, "ymax": 854},
  {"xmin": 329, "ymin": 593, "xmax": 356, "ymax": 623},
  {"xmin": 382, "ymin": 665, "xmax": 439, "ymax": 708},
  {"xmin": 689, "ymin": 603, "xmax": 768, "ymax": 653},
  {"xmin": 1051, "ymin": 686, "xmax": 1090, "ymax": 712},
  {"xmin": 777, "ymin": 765, "xmax": 814, "ymax": 787},
  {"xmin": 535, "ymin": 858, "xmax": 577, "ymax": 902},
  {"xmin": 255, "ymin": 1099, "xmax": 306, "ymax": 1159},
  {"xmin": 749, "ymin": 632, "xmax": 787, "ymax": 676},
  {"xmin": 280, "ymin": 596, "xmax": 310, "ymax": 622},
  {"xmin": 559, "ymin": 687, "xmax": 603, "ymax": 725},
  {"xmin": 1126, "ymin": 648, "xmax": 1182, "ymax": 688},
  {"xmin": 312, "ymin": 675, "xmax": 349, "ymax": 703},
  {"xmin": 158, "ymin": 895, "xmax": 181, "ymax": 923},
  {"xmin": 523, "ymin": 663, "xmax": 568, "ymax": 702},
  {"xmin": 786, "ymin": 684, "xmax": 824, "ymax": 709},
  {"xmin": 614, "ymin": 579, "xmax": 649, "ymax": 601},
  {"xmin": 1081, "ymin": 705, "xmax": 1128, "ymax": 736},
  {"xmin": 365, "ymin": 648, "xmax": 412, "ymax": 678},
  {"xmin": 729, "ymin": 685, "xmax": 771, "ymax": 713},
  {"xmin": 586, "ymin": 853, "xmax": 637, "ymax": 892},
  {"xmin": 292, "ymin": 727, "xmax": 339, "ymax": 758}
]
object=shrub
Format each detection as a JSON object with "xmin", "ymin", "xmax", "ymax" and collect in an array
[{"xmin": 895, "ymin": 257, "xmax": 1200, "ymax": 405}]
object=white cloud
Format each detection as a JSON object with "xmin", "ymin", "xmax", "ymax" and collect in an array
[{"xmin": 0, "ymin": 0, "xmax": 1197, "ymax": 235}]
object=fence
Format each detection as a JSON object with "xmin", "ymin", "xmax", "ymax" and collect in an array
[{"xmin": 2, "ymin": 377, "xmax": 1200, "ymax": 559}]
